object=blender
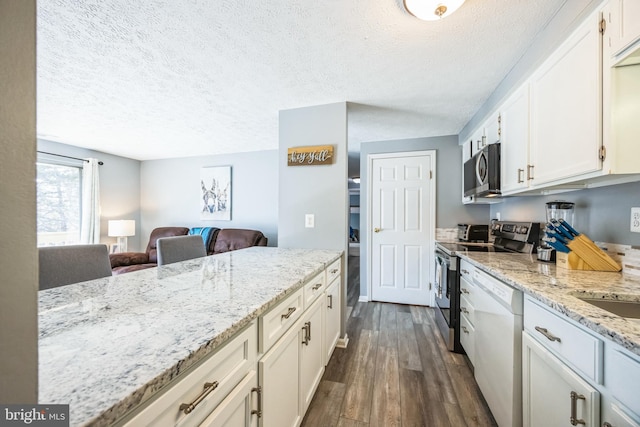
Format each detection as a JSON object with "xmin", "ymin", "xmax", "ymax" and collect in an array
[{"xmin": 539, "ymin": 201, "xmax": 575, "ymax": 262}]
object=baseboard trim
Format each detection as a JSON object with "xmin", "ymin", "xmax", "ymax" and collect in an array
[{"xmin": 336, "ymin": 334, "xmax": 349, "ymax": 349}]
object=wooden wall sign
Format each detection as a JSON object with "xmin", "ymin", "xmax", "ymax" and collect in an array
[{"xmin": 287, "ymin": 145, "xmax": 334, "ymax": 166}]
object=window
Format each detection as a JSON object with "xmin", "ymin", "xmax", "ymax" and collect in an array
[{"xmin": 36, "ymin": 161, "xmax": 82, "ymax": 246}]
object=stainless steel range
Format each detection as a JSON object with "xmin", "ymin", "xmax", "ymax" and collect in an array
[{"xmin": 434, "ymin": 221, "xmax": 541, "ymax": 353}]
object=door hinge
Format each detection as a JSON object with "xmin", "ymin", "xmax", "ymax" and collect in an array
[
  {"xmin": 429, "ymin": 170, "xmax": 433, "ymax": 179},
  {"xmin": 498, "ymin": 113, "xmax": 502, "ymax": 139},
  {"xmin": 599, "ymin": 18, "xmax": 606, "ymax": 34},
  {"xmin": 599, "ymin": 146, "xmax": 606, "ymax": 161}
]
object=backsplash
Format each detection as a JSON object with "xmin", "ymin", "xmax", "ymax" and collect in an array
[
  {"xmin": 435, "ymin": 228, "xmax": 640, "ymax": 277},
  {"xmin": 595, "ymin": 242, "xmax": 640, "ymax": 277},
  {"xmin": 436, "ymin": 228, "xmax": 458, "ymax": 242}
]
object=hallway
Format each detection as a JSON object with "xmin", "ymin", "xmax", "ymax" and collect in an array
[{"xmin": 301, "ymin": 257, "xmax": 496, "ymax": 427}]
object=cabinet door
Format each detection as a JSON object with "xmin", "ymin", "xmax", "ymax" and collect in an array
[
  {"xmin": 470, "ymin": 126, "xmax": 486, "ymax": 157},
  {"xmin": 500, "ymin": 84, "xmax": 530, "ymax": 194},
  {"xmin": 610, "ymin": 0, "xmax": 640, "ymax": 57},
  {"xmin": 324, "ymin": 277, "xmax": 341, "ymax": 364},
  {"xmin": 523, "ymin": 332, "xmax": 600, "ymax": 427},
  {"xmin": 300, "ymin": 297, "xmax": 325, "ymax": 414},
  {"xmin": 484, "ymin": 110, "xmax": 501, "ymax": 145},
  {"xmin": 530, "ymin": 9, "xmax": 602, "ymax": 186},
  {"xmin": 200, "ymin": 371, "xmax": 258, "ymax": 427},
  {"xmin": 602, "ymin": 401, "xmax": 640, "ymax": 427},
  {"xmin": 259, "ymin": 322, "xmax": 301, "ymax": 427}
]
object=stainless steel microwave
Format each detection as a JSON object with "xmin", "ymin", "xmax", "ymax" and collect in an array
[{"xmin": 463, "ymin": 143, "xmax": 501, "ymax": 198}]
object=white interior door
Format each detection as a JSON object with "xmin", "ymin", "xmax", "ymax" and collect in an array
[{"xmin": 369, "ymin": 152, "xmax": 435, "ymax": 306}]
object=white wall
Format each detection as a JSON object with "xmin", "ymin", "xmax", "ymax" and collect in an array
[
  {"xmin": 358, "ymin": 135, "xmax": 490, "ymax": 299},
  {"xmin": 0, "ymin": 0, "xmax": 38, "ymax": 403},
  {"xmin": 140, "ymin": 150, "xmax": 278, "ymax": 246},
  {"xmin": 38, "ymin": 139, "xmax": 143, "ymax": 251},
  {"xmin": 278, "ymin": 102, "xmax": 348, "ymax": 251}
]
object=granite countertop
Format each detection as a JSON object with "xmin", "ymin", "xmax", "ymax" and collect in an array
[
  {"xmin": 38, "ymin": 247, "xmax": 342, "ymax": 427},
  {"xmin": 458, "ymin": 252, "xmax": 640, "ymax": 356}
]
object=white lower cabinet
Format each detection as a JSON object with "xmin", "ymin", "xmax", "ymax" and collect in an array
[
  {"xmin": 120, "ymin": 323, "xmax": 258, "ymax": 427},
  {"xmin": 200, "ymin": 370, "xmax": 259, "ymax": 427},
  {"xmin": 259, "ymin": 317, "xmax": 302, "ymax": 427},
  {"xmin": 324, "ymin": 277, "xmax": 341, "ymax": 364},
  {"xmin": 300, "ymin": 297, "xmax": 325, "ymax": 414},
  {"xmin": 523, "ymin": 331, "xmax": 600, "ymax": 427}
]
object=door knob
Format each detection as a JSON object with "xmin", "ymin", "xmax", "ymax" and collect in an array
[{"xmin": 374, "ymin": 228, "xmax": 381, "ymax": 233}]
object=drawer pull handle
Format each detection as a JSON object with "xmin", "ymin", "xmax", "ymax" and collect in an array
[
  {"xmin": 281, "ymin": 307, "xmax": 297, "ymax": 320},
  {"xmin": 517, "ymin": 168, "xmax": 524, "ymax": 183},
  {"xmin": 461, "ymin": 269, "xmax": 470, "ymax": 275},
  {"xmin": 570, "ymin": 391, "xmax": 586, "ymax": 425},
  {"xmin": 251, "ymin": 386, "xmax": 262, "ymax": 418},
  {"xmin": 535, "ymin": 326, "xmax": 561, "ymax": 343},
  {"xmin": 461, "ymin": 307, "xmax": 469, "ymax": 314},
  {"xmin": 179, "ymin": 381, "xmax": 219, "ymax": 414},
  {"xmin": 328, "ymin": 294, "xmax": 333, "ymax": 309},
  {"xmin": 461, "ymin": 326, "xmax": 469, "ymax": 334},
  {"xmin": 302, "ymin": 321, "xmax": 311, "ymax": 345},
  {"xmin": 312, "ymin": 283, "xmax": 323, "ymax": 291},
  {"xmin": 461, "ymin": 288, "xmax": 470, "ymax": 295},
  {"xmin": 603, "ymin": 423, "xmax": 612, "ymax": 427},
  {"xmin": 330, "ymin": 268, "xmax": 339, "ymax": 274}
]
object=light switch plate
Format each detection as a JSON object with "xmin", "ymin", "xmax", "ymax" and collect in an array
[
  {"xmin": 305, "ymin": 214, "xmax": 315, "ymax": 228},
  {"xmin": 631, "ymin": 207, "xmax": 640, "ymax": 233}
]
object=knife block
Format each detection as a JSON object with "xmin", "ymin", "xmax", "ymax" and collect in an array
[
  {"xmin": 555, "ymin": 245, "xmax": 621, "ymax": 272},
  {"xmin": 556, "ymin": 252, "xmax": 594, "ymax": 270}
]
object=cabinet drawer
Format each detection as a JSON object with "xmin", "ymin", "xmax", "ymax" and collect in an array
[
  {"xmin": 303, "ymin": 271, "xmax": 325, "ymax": 309},
  {"xmin": 460, "ymin": 314, "xmax": 475, "ymax": 367},
  {"xmin": 326, "ymin": 259, "xmax": 341, "ymax": 284},
  {"xmin": 524, "ymin": 297, "xmax": 603, "ymax": 383},
  {"xmin": 459, "ymin": 259, "xmax": 475, "ymax": 282},
  {"xmin": 460, "ymin": 293, "xmax": 475, "ymax": 326},
  {"xmin": 260, "ymin": 288, "xmax": 304, "ymax": 353},
  {"xmin": 607, "ymin": 347, "xmax": 640, "ymax": 415},
  {"xmin": 123, "ymin": 322, "xmax": 257, "ymax": 427}
]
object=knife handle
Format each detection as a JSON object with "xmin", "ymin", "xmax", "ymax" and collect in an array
[{"xmin": 558, "ymin": 219, "xmax": 579, "ymax": 236}]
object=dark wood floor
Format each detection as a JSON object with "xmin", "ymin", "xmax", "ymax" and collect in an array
[{"xmin": 301, "ymin": 257, "xmax": 497, "ymax": 427}]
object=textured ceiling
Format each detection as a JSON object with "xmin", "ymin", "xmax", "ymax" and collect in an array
[{"xmin": 36, "ymin": 0, "xmax": 566, "ymax": 160}]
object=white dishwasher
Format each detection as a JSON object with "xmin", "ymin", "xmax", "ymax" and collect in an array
[{"xmin": 473, "ymin": 267, "xmax": 524, "ymax": 427}]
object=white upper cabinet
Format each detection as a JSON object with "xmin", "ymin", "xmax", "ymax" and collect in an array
[
  {"xmin": 529, "ymin": 8, "xmax": 603, "ymax": 187},
  {"xmin": 609, "ymin": 0, "xmax": 640, "ymax": 58},
  {"xmin": 500, "ymin": 84, "xmax": 531, "ymax": 194},
  {"xmin": 483, "ymin": 110, "xmax": 501, "ymax": 146}
]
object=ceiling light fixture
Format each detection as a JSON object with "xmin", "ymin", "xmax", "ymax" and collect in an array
[{"xmin": 404, "ymin": 0, "xmax": 466, "ymax": 21}]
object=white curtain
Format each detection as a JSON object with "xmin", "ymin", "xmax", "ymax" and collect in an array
[{"xmin": 80, "ymin": 158, "xmax": 101, "ymax": 244}]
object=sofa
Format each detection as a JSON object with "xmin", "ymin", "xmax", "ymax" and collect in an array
[{"xmin": 110, "ymin": 226, "xmax": 268, "ymax": 275}]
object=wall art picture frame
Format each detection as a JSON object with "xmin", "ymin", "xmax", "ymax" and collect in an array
[{"xmin": 200, "ymin": 166, "xmax": 231, "ymax": 221}]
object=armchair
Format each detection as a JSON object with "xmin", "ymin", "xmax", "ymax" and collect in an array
[{"xmin": 110, "ymin": 227, "xmax": 189, "ymax": 275}]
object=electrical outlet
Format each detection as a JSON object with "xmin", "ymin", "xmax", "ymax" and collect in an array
[
  {"xmin": 305, "ymin": 214, "xmax": 315, "ymax": 228},
  {"xmin": 632, "ymin": 208, "xmax": 640, "ymax": 233}
]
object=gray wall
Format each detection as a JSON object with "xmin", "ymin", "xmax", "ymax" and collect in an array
[
  {"xmin": 140, "ymin": 150, "xmax": 278, "ymax": 246},
  {"xmin": 278, "ymin": 102, "xmax": 348, "ymax": 252},
  {"xmin": 491, "ymin": 181, "xmax": 640, "ymax": 246},
  {"xmin": 38, "ymin": 139, "xmax": 143, "ymax": 251},
  {"xmin": 0, "ymin": 0, "xmax": 38, "ymax": 403},
  {"xmin": 358, "ymin": 135, "xmax": 489, "ymax": 299}
]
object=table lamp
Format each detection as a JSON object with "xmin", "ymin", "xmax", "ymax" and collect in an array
[{"xmin": 108, "ymin": 220, "xmax": 135, "ymax": 253}]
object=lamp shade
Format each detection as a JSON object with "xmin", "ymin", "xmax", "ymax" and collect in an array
[
  {"xmin": 108, "ymin": 220, "xmax": 135, "ymax": 237},
  {"xmin": 404, "ymin": 0, "xmax": 466, "ymax": 21}
]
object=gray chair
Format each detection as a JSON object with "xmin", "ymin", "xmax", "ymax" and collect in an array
[
  {"xmin": 156, "ymin": 235, "xmax": 207, "ymax": 266},
  {"xmin": 39, "ymin": 244, "xmax": 113, "ymax": 290}
]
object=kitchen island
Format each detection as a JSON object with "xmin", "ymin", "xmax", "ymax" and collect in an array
[
  {"xmin": 458, "ymin": 252, "xmax": 640, "ymax": 356},
  {"xmin": 38, "ymin": 247, "xmax": 342, "ymax": 426}
]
